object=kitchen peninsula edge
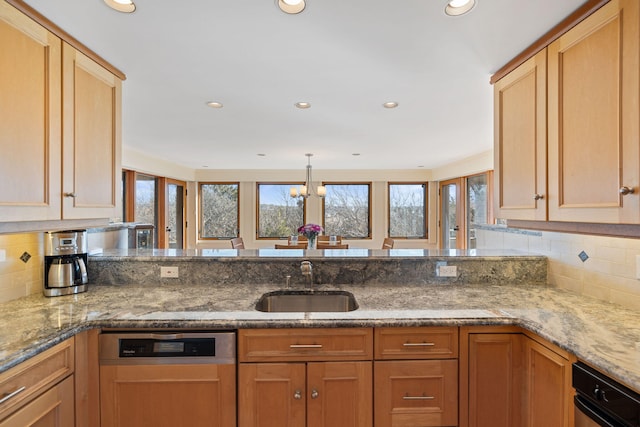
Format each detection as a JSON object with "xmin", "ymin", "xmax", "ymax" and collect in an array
[{"xmin": 0, "ymin": 249, "xmax": 639, "ymax": 396}]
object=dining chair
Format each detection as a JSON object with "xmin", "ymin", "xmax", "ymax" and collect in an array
[
  {"xmin": 288, "ymin": 235, "xmax": 308, "ymax": 244},
  {"xmin": 231, "ymin": 237, "xmax": 245, "ymax": 249},
  {"xmin": 318, "ymin": 235, "xmax": 343, "ymax": 244},
  {"xmin": 275, "ymin": 243, "xmax": 307, "ymax": 249},
  {"xmin": 381, "ymin": 238, "xmax": 394, "ymax": 249},
  {"xmin": 317, "ymin": 243, "xmax": 349, "ymax": 249}
]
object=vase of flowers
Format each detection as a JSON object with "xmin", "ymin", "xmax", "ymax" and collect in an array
[{"xmin": 298, "ymin": 223, "xmax": 323, "ymax": 250}]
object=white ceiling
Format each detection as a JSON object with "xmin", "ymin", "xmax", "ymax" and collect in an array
[{"xmin": 25, "ymin": 0, "xmax": 587, "ymax": 170}]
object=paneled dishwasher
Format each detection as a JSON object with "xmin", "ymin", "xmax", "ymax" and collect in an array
[{"xmin": 99, "ymin": 331, "xmax": 236, "ymax": 427}]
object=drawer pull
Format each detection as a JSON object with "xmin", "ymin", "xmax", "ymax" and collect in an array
[
  {"xmin": 0, "ymin": 386, "xmax": 26, "ymax": 405},
  {"xmin": 290, "ymin": 344, "xmax": 323, "ymax": 349},
  {"xmin": 403, "ymin": 342, "xmax": 435, "ymax": 347},
  {"xmin": 403, "ymin": 394, "xmax": 435, "ymax": 400}
]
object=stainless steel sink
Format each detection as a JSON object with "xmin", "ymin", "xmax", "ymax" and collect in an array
[{"xmin": 255, "ymin": 290, "xmax": 358, "ymax": 312}]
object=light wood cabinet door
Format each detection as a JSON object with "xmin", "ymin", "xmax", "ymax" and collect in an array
[
  {"xmin": 0, "ymin": 375, "xmax": 74, "ymax": 427},
  {"xmin": 0, "ymin": 1, "xmax": 62, "ymax": 222},
  {"xmin": 547, "ymin": 0, "xmax": 640, "ymax": 223},
  {"xmin": 524, "ymin": 339, "xmax": 572, "ymax": 427},
  {"xmin": 62, "ymin": 42, "xmax": 122, "ymax": 221},
  {"xmin": 374, "ymin": 360, "xmax": 457, "ymax": 427},
  {"xmin": 462, "ymin": 333, "xmax": 524, "ymax": 427},
  {"xmin": 238, "ymin": 363, "xmax": 306, "ymax": 427},
  {"xmin": 307, "ymin": 361, "xmax": 372, "ymax": 427},
  {"xmin": 100, "ymin": 363, "xmax": 236, "ymax": 427},
  {"xmin": 494, "ymin": 50, "xmax": 547, "ymax": 221}
]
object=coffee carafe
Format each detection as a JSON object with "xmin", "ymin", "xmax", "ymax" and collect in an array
[{"xmin": 44, "ymin": 230, "xmax": 88, "ymax": 297}]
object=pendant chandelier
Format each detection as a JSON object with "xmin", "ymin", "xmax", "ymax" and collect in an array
[{"xmin": 290, "ymin": 153, "xmax": 326, "ymax": 198}]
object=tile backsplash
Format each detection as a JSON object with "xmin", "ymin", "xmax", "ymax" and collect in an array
[
  {"xmin": 0, "ymin": 227, "xmax": 128, "ymax": 304},
  {"xmin": 0, "ymin": 233, "xmax": 43, "ymax": 303},
  {"xmin": 475, "ymin": 226, "xmax": 640, "ymax": 310}
]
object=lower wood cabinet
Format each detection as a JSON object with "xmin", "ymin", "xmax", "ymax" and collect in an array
[
  {"xmin": 374, "ymin": 327, "xmax": 459, "ymax": 427},
  {"xmin": 460, "ymin": 326, "xmax": 575, "ymax": 427},
  {"xmin": 0, "ymin": 338, "xmax": 75, "ymax": 426},
  {"xmin": 239, "ymin": 361, "xmax": 372, "ymax": 427},
  {"xmin": 238, "ymin": 328, "xmax": 373, "ymax": 427},
  {"xmin": 100, "ymin": 363, "xmax": 236, "ymax": 427},
  {"xmin": 0, "ymin": 375, "xmax": 74, "ymax": 427},
  {"xmin": 374, "ymin": 360, "xmax": 458, "ymax": 427}
]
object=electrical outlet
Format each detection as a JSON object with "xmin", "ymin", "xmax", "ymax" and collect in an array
[
  {"xmin": 0, "ymin": 249, "xmax": 5, "ymax": 262},
  {"xmin": 438, "ymin": 265, "xmax": 457, "ymax": 277},
  {"xmin": 160, "ymin": 266, "xmax": 179, "ymax": 278},
  {"xmin": 636, "ymin": 255, "xmax": 640, "ymax": 280}
]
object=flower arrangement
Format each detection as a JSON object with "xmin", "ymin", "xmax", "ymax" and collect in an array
[
  {"xmin": 297, "ymin": 223, "xmax": 323, "ymax": 238},
  {"xmin": 298, "ymin": 223, "xmax": 323, "ymax": 249}
]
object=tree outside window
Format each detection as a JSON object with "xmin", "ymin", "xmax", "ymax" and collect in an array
[
  {"xmin": 323, "ymin": 184, "xmax": 371, "ymax": 238},
  {"xmin": 257, "ymin": 183, "xmax": 305, "ymax": 238},
  {"xmin": 199, "ymin": 183, "xmax": 239, "ymax": 239},
  {"xmin": 388, "ymin": 183, "xmax": 427, "ymax": 239}
]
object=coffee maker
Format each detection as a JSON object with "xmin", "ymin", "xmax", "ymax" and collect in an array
[{"xmin": 44, "ymin": 230, "xmax": 88, "ymax": 297}]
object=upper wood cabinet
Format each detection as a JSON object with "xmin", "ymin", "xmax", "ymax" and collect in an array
[
  {"xmin": 494, "ymin": 50, "xmax": 547, "ymax": 221},
  {"xmin": 0, "ymin": 1, "xmax": 122, "ymax": 223},
  {"xmin": 62, "ymin": 42, "xmax": 122, "ymax": 220},
  {"xmin": 494, "ymin": 0, "xmax": 640, "ymax": 224},
  {"xmin": 547, "ymin": 0, "xmax": 639, "ymax": 223},
  {"xmin": 0, "ymin": 1, "xmax": 62, "ymax": 222}
]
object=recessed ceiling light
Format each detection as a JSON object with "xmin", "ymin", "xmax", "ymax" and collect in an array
[
  {"xmin": 257, "ymin": 153, "xmax": 266, "ymax": 157},
  {"xmin": 278, "ymin": 0, "xmax": 305, "ymax": 14},
  {"xmin": 206, "ymin": 101, "xmax": 223, "ymax": 108},
  {"xmin": 295, "ymin": 102, "xmax": 311, "ymax": 109},
  {"xmin": 352, "ymin": 153, "xmax": 361, "ymax": 156},
  {"xmin": 445, "ymin": 0, "xmax": 475, "ymax": 16},
  {"xmin": 383, "ymin": 102, "xmax": 398, "ymax": 109},
  {"xmin": 104, "ymin": 0, "xmax": 136, "ymax": 13}
]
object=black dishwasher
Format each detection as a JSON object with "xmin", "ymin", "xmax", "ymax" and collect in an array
[{"xmin": 573, "ymin": 362, "xmax": 640, "ymax": 427}]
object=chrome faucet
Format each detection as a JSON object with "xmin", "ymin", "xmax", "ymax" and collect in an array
[{"xmin": 300, "ymin": 260, "xmax": 313, "ymax": 290}]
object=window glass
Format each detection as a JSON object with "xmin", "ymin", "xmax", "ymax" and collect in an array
[
  {"xmin": 200, "ymin": 183, "xmax": 239, "ymax": 239},
  {"xmin": 389, "ymin": 183, "xmax": 427, "ymax": 238},
  {"xmin": 257, "ymin": 183, "xmax": 305, "ymax": 238},
  {"xmin": 135, "ymin": 174, "xmax": 157, "ymax": 225},
  {"xmin": 467, "ymin": 173, "xmax": 489, "ymax": 249},
  {"xmin": 323, "ymin": 184, "xmax": 371, "ymax": 238}
]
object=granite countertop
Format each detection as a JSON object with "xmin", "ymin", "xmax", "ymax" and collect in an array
[{"xmin": 1, "ymin": 280, "xmax": 639, "ymax": 393}]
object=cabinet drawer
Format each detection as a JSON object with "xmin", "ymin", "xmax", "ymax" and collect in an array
[
  {"xmin": 374, "ymin": 360, "xmax": 458, "ymax": 427},
  {"xmin": 375, "ymin": 327, "xmax": 458, "ymax": 360},
  {"xmin": 0, "ymin": 339, "xmax": 74, "ymax": 420},
  {"xmin": 239, "ymin": 328, "xmax": 373, "ymax": 362}
]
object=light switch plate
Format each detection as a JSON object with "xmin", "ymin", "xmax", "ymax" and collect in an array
[
  {"xmin": 438, "ymin": 265, "xmax": 457, "ymax": 277},
  {"xmin": 160, "ymin": 266, "xmax": 179, "ymax": 278},
  {"xmin": 0, "ymin": 249, "xmax": 5, "ymax": 262}
]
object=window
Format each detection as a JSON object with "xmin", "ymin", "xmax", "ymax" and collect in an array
[
  {"xmin": 199, "ymin": 183, "xmax": 239, "ymax": 239},
  {"xmin": 257, "ymin": 183, "xmax": 305, "ymax": 238},
  {"xmin": 323, "ymin": 183, "xmax": 371, "ymax": 238},
  {"xmin": 439, "ymin": 172, "xmax": 492, "ymax": 249},
  {"xmin": 388, "ymin": 183, "xmax": 427, "ymax": 239},
  {"xmin": 467, "ymin": 173, "xmax": 490, "ymax": 249}
]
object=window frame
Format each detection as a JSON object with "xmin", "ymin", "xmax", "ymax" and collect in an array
[
  {"xmin": 387, "ymin": 182, "xmax": 428, "ymax": 239},
  {"xmin": 256, "ymin": 182, "xmax": 307, "ymax": 240},
  {"xmin": 198, "ymin": 182, "xmax": 240, "ymax": 240},
  {"xmin": 321, "ymin": 182, "xmax": 372, "ymax": 239}
]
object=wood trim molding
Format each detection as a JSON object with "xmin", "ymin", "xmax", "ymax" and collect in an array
[
  {"xmin": 5, "ymin": 0, "xmax": 126, "ymax": 80},
  {"xmin": 490, "ymin": 0, "xmax": 610, "ymax": 84},
  {"xmin": 507, "ymin": 219, "xmax": 640, "ymax": 239}
]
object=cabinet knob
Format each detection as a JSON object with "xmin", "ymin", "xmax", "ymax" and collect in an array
[
  {"xmin": 64, "ymin": 192, "xmax": 77, "ymax": 198},
  {"xmin": 619, "ymin": 186, "xmax": 635, "ymax": 196},
  {"xmin": 311, "ymin": 389, "xmax": 319, "ymax": 399},
  {"xmin": 533, "ymin": 194, "xmax": 544, "ymax": 200},
  {"xmin": 294, "ymin": 390, "xmax": 302, "ymax": 400}
]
